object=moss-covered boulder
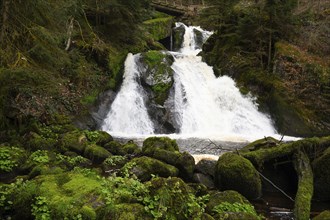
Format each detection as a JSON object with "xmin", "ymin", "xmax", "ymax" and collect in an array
[
  {"xmin": 215, "ymin": 153, "xmax": 262, "ymax": 200},
  {"xmin": 85, "ymin": 130, "xmax": 113, "ymax": 147},
  {"xmin": 122, "ymin": 156, "xmax": 179, "ymax": 182},
  {"xmin": 104, "ymin": 140, "xmax": 140, "ymax": 156},
  {"xmin": 313, "ymin": 147, "xmax": 330, "ymax": 201},
  {"xmin": 84, "ymin": 144, "xmax": 111, "ymax": 164},
  {"xmin": 313, "ymin": 210, "xmax": 330, "ymax": 220},
  {"xmin": 239, "ymin": 137, "xmax": 279, "ymax": 153},
  {"xmin": 143, "ymin": 136, "xmax": 179, "ymax": 152},
  {"xmin": 60, "ymin": 130, "xmax": 88, "ymax": 154},
  {"xmin": 146, "ymin": 177, "xmax": 207, "ymax": 219},
  {"xmin": 142, "ymin": 137, "xmax": 195, "ymax": 180},
  {"xmin": 26, "ymin": 132, "xmax": 57, "ymax": 151}
]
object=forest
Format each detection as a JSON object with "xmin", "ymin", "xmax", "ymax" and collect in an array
[{"xmin": 0, "ymin": 0, "xmax": 329, "ymax": 219}]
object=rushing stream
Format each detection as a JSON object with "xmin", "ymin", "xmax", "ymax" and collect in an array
[{"xmin": 101, "ymin": 23, "xmax": 289, "ymax": 153}]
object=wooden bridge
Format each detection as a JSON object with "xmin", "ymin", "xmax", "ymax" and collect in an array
[{"xmin": 151, "ymin": 0, "xmax": 205, "ymax": 15}]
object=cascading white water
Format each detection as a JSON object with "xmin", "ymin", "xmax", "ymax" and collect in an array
[
  {"xmin": 171, "ymin": 23, "xmax": 276, "ymax": 138},
  {"xmin": 101, "ymin": 53, "xmax": 154, "ymax": 136},
  {"xmin": 102, "ymin": 22, "xmax": 278, "ymax": 141}
]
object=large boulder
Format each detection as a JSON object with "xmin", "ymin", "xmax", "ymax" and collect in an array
[
  {"xmin": 313, "ymin": 147, "xmax": 330, "ymax": 201},
  {"xmin": 122, "ymin": 156, "xmax": 179, "ymax": 182},
  {"xmin": 139, "ymin": 51, "xmax": 176, "ymax": 133},
  {"xmin": 84, "ymin": 130, "xmax": 113, "ymax": 147},
  {"xmin": 60, "ymin": 130, "xmax": 88, "ymax": 154},
  {"xmin": 104, "ymin": 140, "xmax": 141, "ymax": 156},
  {"xmin": 142, "ymin": 137, "xmax": 195, "ymax": 180},
  {"xmin": 173, "ymin": 23, "xmax": 185, "ymax": 51},
  {"xmin": 214, "ymin": 153, "xmax": 262, "ymax": 200},
  {"xmin": 84, "ymin": 144, "xmax": 111, "ymax": 164}
]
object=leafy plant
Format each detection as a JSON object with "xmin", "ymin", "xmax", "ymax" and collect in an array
[
  {"xmin": 103, "ymin": 155, "xmax": 126, "ymax": 166},
  {"xmin": 29, "ymin": 150, "xmax": 50, "ymax": 164},
  {"xmin": 31, "ymin": 196, "xmax": 51, "ymax": 220},
  {"xmin": 0, "ymin": 148, "xmax": 17, "ymax": 172}
]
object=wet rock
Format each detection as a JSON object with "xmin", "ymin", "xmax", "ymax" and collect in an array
[
  {"xmin": 193, "ymin": 173, "xmax": 214, "ymax": 188},
  {"xmin": 195, "ymin": 159, "xmax": 217, "ymax": 178},
  {"xmin": 173, "ymin": 24, "xmax": 185, "ymax": 51},
  {"xmin": 313, "ymin": 147, "xmax": 330, "ymax": 201}
]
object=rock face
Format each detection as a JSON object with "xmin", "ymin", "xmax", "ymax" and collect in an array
[
  {"xmin": 214, "ymin": 153, "xmax": 262, "ymax": 200},
  {"xmin": 139, "ymin": 51, "xmax": 176, "ymax": 133},
  {"xmin": 173, "ymin": 24, "xmax": 185, "ymax": 51},
  {"xmin": 313, "ymin": 147, "xmax": 330, "ymax": 201}
]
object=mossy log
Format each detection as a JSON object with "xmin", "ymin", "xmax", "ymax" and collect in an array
[
  {"xmin": 293, "ymin": 150, "xmax": 313, "ymax": 220},
  {"xmin": 240, "ymin": 136, "xmax": 330, "ymax": 168}
]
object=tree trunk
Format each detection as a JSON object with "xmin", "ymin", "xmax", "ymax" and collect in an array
[
  {"xmin": 267, "ymin": 30, "xmax": 272, "ymax": 70},
  {"xmin": 0, "ymin": 0, "xmax": 11, "ymax": 44},
  {"xmin": 293, "ymin": 150, "xmax": 313, "ymax": 220}
]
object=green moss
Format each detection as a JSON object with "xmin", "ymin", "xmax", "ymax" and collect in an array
[
  {"xmin": 84, "ymin": 144, "xmax": 111, "ymax": 164},
  {"xmin": 313, "ymin": 210, "xmax": 330, "ymax": 220},
  {"xmin": 122, "ymin": 156, "xmax": 179, "ymax": 182},
  {"xmin": 36, "ymin": 173, "xmax": 102, "ymax": 219},
  {"xmin": 104, "ymin": 203, "xmax": 151, "ymax": 220},
  {"xmin": 143, "ymin": 16, "xmax": 174, "ymax": 41},
  {"xmin": 293, "ymin": 150, "xmax": 313, "ymax": 220},
  {"xmin": 215, "ymin": 153, "xmax": 262, "ymax": 200},
  {"xmin": 239, "ymin": 137, "xmax": 279, "ymax": 153}
]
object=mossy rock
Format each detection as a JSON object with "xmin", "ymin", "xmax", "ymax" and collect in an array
[
  {"xmin": 143, "ymin": 137, "xmax": 179, "ymax": 153},
  {"xmin": 205, "ymin": 190, "xmax": 250, "ymax": 213},
  {"xmin": 143, "ymin": 16, "xmax": 173, "ymax": 42},
  {"xmin": 84, "ymin": 144, "xmax": 111, "ymax": 164},
  {"xmin": 85, "ymin": 130, "xmax": 113, "ymax": 147},
  {"xmin": 146, "ymin": 177, "xmax": 205, "ymax": 219},
  {"xmin": 60, "ymin": 130, "xmax": 88, "ymax": 154},
  {"xmin": 215, "ymin": 153, "xmax": 262, "ymax": 200},
  {"xmin": 142, "ymin": 137, "xmax": 194, "ymax": 179},
  {"xmin": 122, "ymin": 156, "xmax": 179, "ymax": 182},
  {"xmin": 27, "ymin": 132, "xmax": 57, "ymax": 151},
  {"xmin": 239, "ymin": 137, "xmax": 279, "ymax": 153},
  {"xmin": 313, "ymin": 147, "xmax": 330, "ymax": 201},
  {"xmin": 313, "ymin": 210, "xmax": 330, "ymax": 220},
  {"xmin": 213, "ymin": 212, "xmax": 261, "ymax": 220},
  {"xmin": 104, "ymin": 140, "xmax": 140, "ymax": 156},
  {"xmin": 103, "ymin": 203, "xmax": 152, "ymax": 220},
  {"xmin": 140, "ymin": 51, "xmax": 174, "ymax": 105},
  {"xmin": 173, "ymin": 24, "xmax": 185, "ymax": 51}
]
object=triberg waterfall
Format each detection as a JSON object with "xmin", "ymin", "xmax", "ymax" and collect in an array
[{"xmin": 101, "ymin": 23, "xmax": 277, "ymax": 144}]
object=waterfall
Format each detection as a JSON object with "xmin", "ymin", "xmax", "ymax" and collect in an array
[
  {"xmin": 101, "ymin": 53, "xmax": 154, "ymax": 136},
  {"xmin": 102, "ymin": 22, "xmax": 277, "ymax": 141}
]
